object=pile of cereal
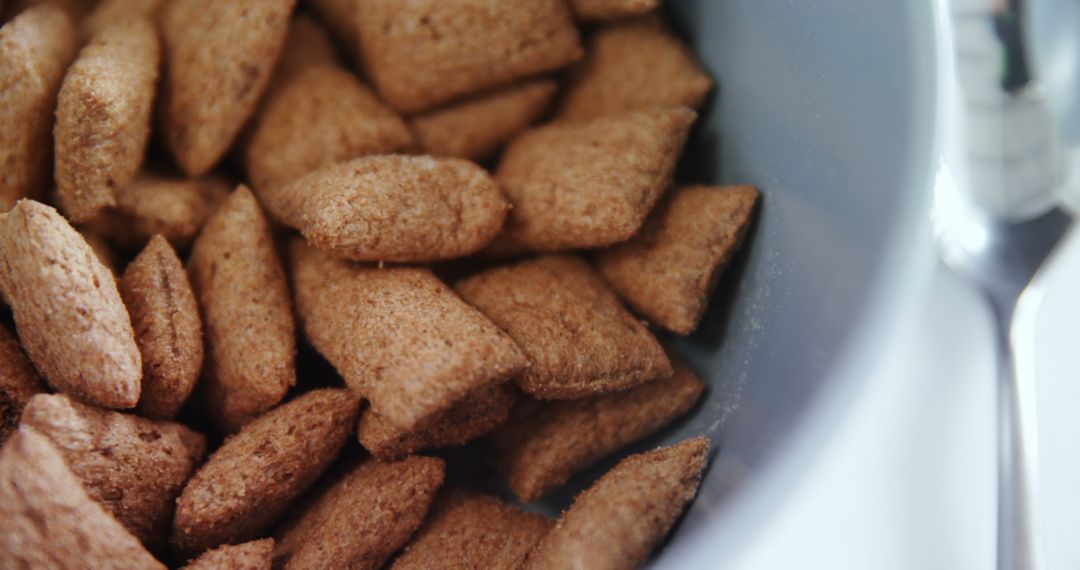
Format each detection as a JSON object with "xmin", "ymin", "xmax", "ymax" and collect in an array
[{"xmin": 0, "ymin": 0, "xmax": 759, "ymax": 568}]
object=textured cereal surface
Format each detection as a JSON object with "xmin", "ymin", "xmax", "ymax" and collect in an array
[
  {"xmin": 245, "ymin": 65, "xmax": 412, "ymax": 193},
  {"xmin": 20, "ymin": 393, "xmax": 206, "ymax": 549},
  {"xmin": 274, "ymin": 156, "xmax": 509, "ymax": 263},
  {"xmin": 80, "ymin": 0, "xmax": 163, "ymax": 41},
  {"xmin": 597, "ymin": 185, "xmax": 759, "ymax": 334},
  {"xmin": 353, "ymin": 0, "xmax": 582, "ymax": 113},
  {"xmin": 559, "ymin": 15, "xmax": 712, "ymax": 121},
  {"xmin": 0, "ymin": 322, "xmax": 44, "ymax": 444},
  {"xmin": 188, "ymin": 187, "xmax": 296, "ymax": 431},
  {"xmin": 160, "ymin": 0, "xmax": 296, "ymax": 175},
  {"xmin": 180, "ymin": 538, "xmax": 274, "ymax": 570},
  {"xmin": 0, "ymin": 428, "xmax": 166, "ymax": 570},
  {"xmin": 0, "ymin": 200, "xmax": 142, "ymax": 409},
  {"xmin": 55, "ymin": 18, "xmax": 159, "ymax": 222},
  {"xmin": 0, "ymin": 4, "xmax": 75, "ymax": 210},
  {"xmin": 455, "ymin": 255, "xmax": 671, "ymax": 399},
  {"xmin": 262, "ymin": 14, "xmax": 340, "ymax": 96},
  {"xmin": 290, "ymin": 240, "xmax": 526, "ymax": 431},
  {"xmin": 121, "ymin": 235, "xmax": 204, "ymax": 419},
  {"xmin": 358, "ymin": 383, "xmax": 515, "ymax": 460},
  {"xmin": 274, "ymin": 455, "xmax": 445, "ymax": 570},
  {"xmin": 89, "ymin": 173, "xmax": 230, "ymax": 252},
  {"xmin": 173, "ymin": 389, "xmax": 360, "ymax": 554},
  {"xmin": 491, "ymin": 356, "xmax": 705, "ymax": 501},
  {"xmin": 411, "ymin": 78, "xmax": 559, "ymax": 161},
  {"xmin": 524, "ymin": 437, "xmax": 709, "ymax": 570},
  {"xmin": 569, "ymin": 0, "xmax": 659, "ymax": 21},
  {"xmin": 392, "ymin": 489, "xmax": 552, "ymax": 570},
  {"xmin": 496, "ymin": 107, "xmax": 696, "ymax": 251}
]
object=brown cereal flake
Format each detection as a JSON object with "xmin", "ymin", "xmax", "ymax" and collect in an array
[
  {"xmin": 188, "ymin": 186, "xmax": 296, "ymax": 432},
  {"xmin": 20, "ymin": 393, "xmax": 206, "ymax": 550},
  {"xmin": 289, "ymin": 240, "xmax": 526, "ymax": 431},
  {"xmin": 180, "ymin": 538, "xmax": 274, "ymax": 570},
  {"xmin": 455, "ymin": 255, "xmax": 672, "ymax": 399},
  {"xmin": 0, "ymin": 200, "xmax": 142, "ymax": 409},
  {"xmin": 120, "ymin": 235, "xmax": 204, "ymax": 419},
  {"xmin": 490, "ymin": 355, "xmax": 705, "ymax": 501},
  {"xmin": 392, "ymin": 489, "xmax": 552, "ymax": 570},
  {"xmin": 80, "ymin": 0, "xmax": 163, "ymax": 42},
  {"xmin": 172, "ymin": 389, "xmax": 360, "ymax": 554},
  {"xmin": 274, "ymin": 455, "xmax": 445, "ymax": 570},
  {"xmin": 596, "ymin": 185, "xmax": 759, "ymax": 334},
  {"xmin": 495, "ymin": 107, "xmax": 696, "ymax": 252},
  {"xmin": 524, "ymin": 437, "xmax": 709, "ymax": 570},
  {"xmin": 353, "ymin": 0, "xmax": 582, "ymax": 113}
]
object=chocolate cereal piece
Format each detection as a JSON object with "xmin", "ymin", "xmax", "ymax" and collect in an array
[
  {"xmin": 559, "ymin": 16, "xmax": 713, "ymax": 120},
  {"xmin": 80, "ymin": 0, "xmax": 163, "ymax": 41},
  {"xmin": 245, "ymin": 65, "xmax": 413, "ymax": 193},
  {"xmin": 392, "ymin": 490, "xmax": 552, "ymax": 570},
  {"xmin": 0, "ymin": 323, "xmax": 44, "ymax": 444},
  {"xmin": 160, "ymin": 0, "xmax": 296, "ymax": 176},
  {"xmin": 120, "ymin": 235, "xmax": 204, "ymax": 419},
  {"xmin": 524, "ymin": 437, "xmax": 709, "ymax": 570},
  {"xmin": 490, "ymin": 356, "xmax": 705, "ymax": 501},
  {"xmin": 597, "ymin": 185, "xmax": 759, "ymax": 334},
  {"xmin": 569, "ymin": 0, "xmax": 659, "ymax": 21},
  {"xmin": 0, "ymin": 4, "xmax": 76, "ymax": 210},
  {"xmin": 181, "ymin": 539, "xmax": 274, "ymax": 570},
  {"xmin": 0, "ymin": 428, "xmax": 166, "ymax": 570},
  {"xmin": 456, "ymin": 255, "xmax": 671, "ymax": 399},
  {"xmin": 289, "ymin": 240, "xmax": 526, "ymax": 431},
  {"xmin": 273, "ymin": 156, "xmax": 509, "ymax": 263},
  {"xmin": 274, "ymin": 455, "xmax": 445, "ymax": 570},
  {"xmin": 0, "ymin": 200, "xmax": 142, "ymax": 409},
  {"xmin": 353, "ymin": 0, "xmax": 583, "ymax": 113},
  {"xmin": 173, "ymin": 389, "xmax": 360, "ymax": 554},
  {"xmin": 21, "ymin": 393, "xmax": 206, "ymax": 549},
  {"xmin": 358, "ymin": 383, "xmax": 515, "ymax": 461},
  {"xmin": 411, "ymin": 79, "xmax": 559, "ymax": 161},
  {"xmin": 188, "ymin": 186, "xmax": 296, "ymax": 432},
  {"xmin": 89, "ymin": 173, "xmax": 231, "ymax": 252},
  {"xmin": 496, "ymin": 107, "xmax": 696, "ymax": 251},
  {"xmin": 55, "ymin": 18, "xmax": 160, "ymax": 222}
]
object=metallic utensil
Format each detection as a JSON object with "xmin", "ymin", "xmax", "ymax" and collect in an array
[{"xmin": 939, "ymin": 1, "xmax": 1074, "ymax": 568}]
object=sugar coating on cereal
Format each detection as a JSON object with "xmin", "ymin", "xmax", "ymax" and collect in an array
[
  {"xmin": 392, "ymin": 489, "xmax": 552, "ymax": 570},
  {"xmin": 558, "ymin": 15, "xmax": 712, "ymax": 120},
  {"xmin": 455, "ymin": 255, "xmax": 672, "ymax": 399},
  {"xmin": 597, "ymin": 185, "xmax": 759, "ymax": 334},
  {"xmin": 80, "ymin": 0, "xmax": 163, "ymax": 41},
  {"xmin": 245, "ymin": 65, "xmax": 413, "ymax": 193},
  {"xmin": 496, "ymin": 107, "xmax": 696, "ymax": 252},
  {"xmin": 180, "ymin": 538, "xmax": 274, "ymax": 570},
  {"xmin": 569, "ymin": 0, "xmax": 659, "ymax": 21},
  {"xmin": 0, "ymin": 428, "xmax": 166, "ymax": 569},
  {"xmin": 490, "ymin": 356, "xmax": 705, "ymax": 502},
  {"xmin": 272, "ymin": 156, "xmax": 510, "ymax": 263},
  {"xmin": 55, "ymin": 18, "xmax": 160, "ymax": 223},
  {"xmin": 87, "ymin": 173, "xmax": 230, "ymax": 252},
  {"xmin": 188, "ymin": 186, "xmax": 296, "ymax": 432},
  {"xmin": 173, "ymin": 389, "xmax": 360, "ymax": 554},
  {"xmin": 160, "ymin": 0, "xmax": 296, "ymax": 176},
  {"xmin": 289, "ymin": 240, "xmax": 526, "ymax": 431},
  {"xmin": 0, "ymin": 200, "xmax": 142, "ymax": 409},
  {"xmin": 0, "ymin": 4, "xmax": 76, "ymax": 211},
  {"xmin": 274, "ymin": 455, "xmax": 444, "ymax": 570},
  {"xmin": 120, "ymin": 235, "xmax": 204, "ymax": 420},
  {"xmin": 20, "ymin": 393, "xmax": 206, "ymax": 550},
  {"xmin": 0, "ymin": 323, "xmax": 44, "ymax": 445},
  {"xmin": 358, "ymin": 383, "xmax": 515, "ymax": 461},
  {"xmin": 411, "ymin": 78, "xmax": 560, "ymax": 161},
  {"xmin": 524, "ymin": 437, "xmax": 709, "ymax": 570},
  {"xmin": 353, "ymin": 0, "xmax": 583, "ymax": 113}
]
